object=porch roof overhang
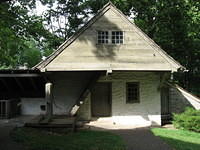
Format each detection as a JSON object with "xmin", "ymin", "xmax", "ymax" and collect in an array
[{"xmin": 0, "ymin": 69, "xmax": 46, "ymax": 99}]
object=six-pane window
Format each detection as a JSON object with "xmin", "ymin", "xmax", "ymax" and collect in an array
[
  {"xmin": 126, "ymin": 82, "xmax": 140, "ymax": 103},
  {"xmin": 97, "ymin": 31, "xmax": 109, "ymax": 44},
  {"xmin": 112, "ymin": 31, "xmax": 123, "ymax": 44}
]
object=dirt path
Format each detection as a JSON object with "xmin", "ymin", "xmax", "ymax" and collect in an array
[
  {"xmin": 111, "ymin": 128, "xmax": 173, "ymax": 150},
  {"xmin": 0, "ymin": 126, "xmax": 25, "ymax": 150}
]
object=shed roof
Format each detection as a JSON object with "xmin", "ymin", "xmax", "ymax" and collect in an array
[{"xmin": 0, "ymin": 69, "xmax": 45, "ymax": 98}]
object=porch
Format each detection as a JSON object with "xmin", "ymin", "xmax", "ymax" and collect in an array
[{"xmin": 0, "ymin": 70, "xmax": 174, "ymax": 128}]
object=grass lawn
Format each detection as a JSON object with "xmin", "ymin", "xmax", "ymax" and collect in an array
[
  {"xmin": 151, "ymin": 128, "xmax": 200, "ymax": 150},
  {"xmin": 11, "ymin": 127, "xmax": 126, "ymax": 150}
]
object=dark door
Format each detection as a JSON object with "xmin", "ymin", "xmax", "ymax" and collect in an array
[
  {"xmin": 161, "ymin": 87, "xmax": 170, "ymax": 115},
  {"xmin": 161, "ymin": 87, "xmax": 171, "ymax": 125},
  {"xmin": 91, "ymin": 83, "xmax": 111, "ymax": 117}
]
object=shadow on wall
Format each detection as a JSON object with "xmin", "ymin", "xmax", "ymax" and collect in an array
[
  {"xmin": 72, "ymin": 9, "xmax": 124, "ymax": 61},
  {"xmin": 47, "ymin": 72, "xmax": 99, "ymax": 114},
  {"xmin": 170, "ymin": 87, "xmax": 195, "ymax": 113}
]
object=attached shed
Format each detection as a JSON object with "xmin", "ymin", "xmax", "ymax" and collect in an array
[{"xmin": 0, "ymin": 69, "xmax": 46, "ymax": 118}]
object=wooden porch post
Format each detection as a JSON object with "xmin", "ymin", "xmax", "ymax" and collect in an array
[{"xmin": 45, "ymin": 82, "xmax": 53, "ymax": 119}]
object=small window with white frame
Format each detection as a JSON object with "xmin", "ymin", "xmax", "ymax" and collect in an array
[
  {"xmin": 111, "ymin": 31, "xmax": 123, "ymax": 44},
  {"xmin": 97, "ymin": 31, "xmax": 109, "ymax": 44}
]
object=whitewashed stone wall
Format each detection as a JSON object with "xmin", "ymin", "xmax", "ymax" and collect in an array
[
  {"xmin": 77, "ymin": 93, "xmax": 91, "ymax": 120},
  {"xmin": 80, "ymin": 71, "xmax": 162, "ymax": 126},
  {"xmin": 21, "ymin": 98, "xmax": 46, "ymax": 115},
  {"xmin": 21, "ymin": 71, "xmax": 162, "ymax": 127},
  {"xmin": 48, "ymin": 72, "xmax": 94, "ymax": 115},
  {"xmin": 169, "ymin": 86, "xmax": 200, "ymax": 113}
]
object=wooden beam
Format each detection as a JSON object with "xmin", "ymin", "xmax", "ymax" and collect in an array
[
  {"xmin": 14, "ymin": 77, "xmax": 25, "ymax": 93},
  {"xmin": 0, "ymin": 74, "xmax": 41, "ymax": 77},
  {"xmin": 0, "ymin": 91, "xmax": 43, "ymax": 98},
  {"xmin": 29, "ymin": 78, "xmax": 39, "ymax": 92},
  {"xmin": 45, "ymin": 82, "xmax": 53, "ymax": 120},
  {"xmin": 70, "ymin": 72, "xmax": 101, "ymax": 116},
  {"xmin": 0, "ymin": 78, "xmax": 11, "ymax": 92}
]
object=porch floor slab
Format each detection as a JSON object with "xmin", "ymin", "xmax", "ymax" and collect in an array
[
  {"xmin": 85, "ymin": 117, "xmax": 152, "ymax": 130},
  {"xmin": 25, "ymin": 115, "xmax": 83, "ymax": 128}
]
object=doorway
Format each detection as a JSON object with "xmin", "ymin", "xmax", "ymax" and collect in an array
[{"xmin": 91, "ymin": 82, "xmax": 111, "ymax": 117}]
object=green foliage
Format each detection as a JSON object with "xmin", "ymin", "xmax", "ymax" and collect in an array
[
  {"xmin": 42, "ymin": 0, "xmax": 89, "ymax": 39},
  {"xmin": 0, "ymin": 0, "xmax": 60, "ymax": 68},
  {"xmin": 18, "ymin": 40, "xmax": 42, "ymax": 68},
  {"xmin": 172, "ymin": 107, "xmax": 200, "ymax": 132},
  {"xmin": 11, "ymin": 127, "xmax": 126, "ymax": 150},
  {"xmin": 151, "ymin": 128, "xmax": 200, "ymax": 150}
]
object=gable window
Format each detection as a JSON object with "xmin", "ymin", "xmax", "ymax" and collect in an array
[
  {"xmin": 97, "ymin": 31, "xmax": 109, "ymax": 44},
  {"xmin": 97, "ymin": 30, "xmax": 124, "ymax": 44},
  {"xmin": 126, "ymin": 82, "xmax": 140, "ymax": 103},
  {"xmin": 112, "ymin": 31, "xmax": 123, "ymax": 44}
]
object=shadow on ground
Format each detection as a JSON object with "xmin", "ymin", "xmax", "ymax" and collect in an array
[{"xmin": 158, "ymin": 136, "xmax": 200, "ymax": 150}]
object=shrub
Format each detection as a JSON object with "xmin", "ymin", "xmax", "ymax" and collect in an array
[{"xmin": 173, "ymin": 107, "xmax": 200, "ymax": 132}]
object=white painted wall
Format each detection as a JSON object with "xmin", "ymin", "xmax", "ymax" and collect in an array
[
  {"xmin": 48, "ymin": 72, "xmax": 95, "ymax": 115},
  {"xmin": 21, "ymin": 98, "xmax": 46, "ymax": 115},
  {"xmin": 21, "ymin": 71, "xmax": 162, "ymax": 127},
  {"xmin": 20, "ymin": 72, "xmax": 94, "ymax": 115},
  {"xmin": 80, "ymin": 71, "xmax": 162, "ymax": 126}
]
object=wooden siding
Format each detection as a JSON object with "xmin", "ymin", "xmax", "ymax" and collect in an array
[{"xmin": 42, "ymin": 4, "xmax": 182, "ymax": 72}]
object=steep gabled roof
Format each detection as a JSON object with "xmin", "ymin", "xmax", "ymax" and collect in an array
[
  {"xmin": 34, "ymin": 2, "xmax": 185, "ymax": 72},
  {"xmin": 34, "ymin": 2, "xmax": 112, "ymax": 70}
]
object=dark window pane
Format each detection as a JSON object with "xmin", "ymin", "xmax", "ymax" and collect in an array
[
  {"xmin": 126, "ymin": 82, "xmax": 139, "ymax": 103},
  {"xmin": 97, "ymin": 31, "xmax": 109, "ymax": 44},
  {"xmin": 111, "ymin": 31, "xmax": 123, "ymax": 44}
]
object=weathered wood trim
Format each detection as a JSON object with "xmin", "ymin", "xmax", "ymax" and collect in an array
[{"xmin": 0, "ymin": 74, "xmax": 41, "ymax": 77}]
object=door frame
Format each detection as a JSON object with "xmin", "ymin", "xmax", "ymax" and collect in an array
[{"xmin": 91, "ymin": 82, "xmax": 112, "ymax": 117}]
